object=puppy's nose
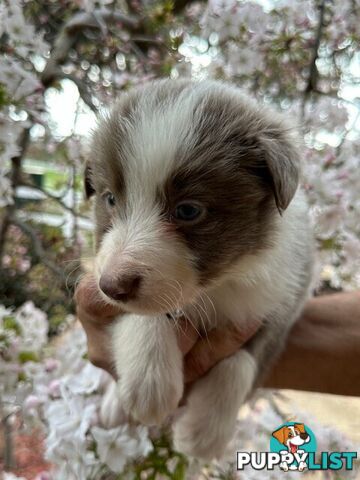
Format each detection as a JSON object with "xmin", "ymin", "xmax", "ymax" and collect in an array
[
  {"xmin": 300, "ymin": 433, "xmax": 309, "ymax": 440},
  {"xmin": 99, "ymin": 274, "xmax": 141, "ymax": 302}
]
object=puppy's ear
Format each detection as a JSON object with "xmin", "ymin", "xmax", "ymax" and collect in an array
[
  {"xmin": 272, "ymin": 426, "xmax": 288, "ymax": 445},
  {"xmin": 259, "ymin": 131, "xmax": 300, "ymax": 215},
  {"xmin": 294, "ymin": 423, "xmax": 306, "ymax": 434},
  {"xmin": 84, "ymin": 162, "xmax": 95, "ymax": 199}
]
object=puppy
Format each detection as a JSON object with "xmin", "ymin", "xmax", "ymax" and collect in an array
[{"xmin": 85, "ymin": 80, "xmax": 313, "ymax": 460}]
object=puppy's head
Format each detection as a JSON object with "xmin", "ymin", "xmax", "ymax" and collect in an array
[
  {"xmin": 86, "ymin": 80, "xmax": 300, "ymax": 314},
  {"xmin": 272, "ymin": 424, "xmax": 310, "ymax": 453}
]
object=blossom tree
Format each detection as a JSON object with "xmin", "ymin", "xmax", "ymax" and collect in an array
[{"xmin": 0, "ymin": 0, "xmax": 360, "ymax": 478}]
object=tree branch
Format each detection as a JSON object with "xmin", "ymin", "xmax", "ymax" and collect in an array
[
  {"xmin": 304, "ymin": 0, "xmax": 328, "ymax": 95},
  {"xmin": 19, "ymin": 181, "xmax": 90, "ymax": 221},
  {"xmin": 0, "ymin": 129, "xmax": 30, "ymax": 261},
  {"xmin": 41, "ymin": 9, "xmax": 141, "ymax": 87}
]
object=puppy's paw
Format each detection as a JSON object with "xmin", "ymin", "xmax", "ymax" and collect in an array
[
  {"xmin": 100, "ymin": 380, "xmax": 128, "ymax": 428},
  {"xmin": 112, "ymin": 314, "xmax": 183, "ymax": 425},
  {"xmin": 173, "ymin": 350, "xmax": 256, "ymax": 461},
  {"xmin": 112, "ymin": 314, "xmax": 184, "ymax": 425},
  {"xmin": 117, "ymin": 362, "xmax": 183, "ymax": 425},
  {"xmin": 173, "ymin": 402, "xmax": 235, "ymax": 461}
]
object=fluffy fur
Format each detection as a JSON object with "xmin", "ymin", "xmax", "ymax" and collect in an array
[{"xmin": 86, "ymin": 79, "xmax": 313, "ymax": 460}]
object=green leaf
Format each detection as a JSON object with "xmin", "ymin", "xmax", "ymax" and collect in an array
[
  {"xmin": 18, "ymin": 371, "xmax": 27, "ymax": 382},
  {"xmin": 3, "ymin": 316, "xmax": 21, "ymax": 335},
  {"xmin": 18, "ymin": 351, "xmax": 39, "ymax": 363},
  {"xmin": 172, "ymin": 460, "xmax": 187, "ymax": 480},
  {"xmin": 320, "ymin": 237, "xmax": 339, "ymax": 251}
]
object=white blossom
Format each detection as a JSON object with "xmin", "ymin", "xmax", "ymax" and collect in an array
[
  {"xmin": 3, "ymin": 473, "xmax": 27, "ymax": 480},
  {"xmin": 0, "ymin": 304, "xmax": 13, "ymax": 321},
  {"xmin": 50, "ymin": 438, "xmax": 100, "ymax": 480},
  {"xmin": 92, "ymin": 424, "xmax": 153, "ymax": 473},
  {"xmin": 15, "ymin": 301, "xmax": 48, "ymax": 353},
  {"xmin": 64, "ymin": 361, "xmax": 106, "ymax": 395},
  {"xmin": 316, "ymin": 203, "xmax": 348, "ymax": 237},
  {"xmin": 1, "ymin": 0, "xmax": 49, "ymax": 57},
  {"xmin": 75, "ymin": 0, "xmax": 114, "ymax": 13},
  {"xmin": 45, "ymin": 395, "xmax": 97, "ymax": 451},
  {"xmin": 306, "ymin": 97, "xmax": 349, "ymax": 131},
  {"xmin": 238, "ymin": 2, "xmax": 269, "ymax": 38},
  {"xmin": 0, "ymin": 58, "xmax": 41, "ymax": 100},
  {"xmin": 225, "ymin": 43, "xmax": 264, "ymax": 75}
]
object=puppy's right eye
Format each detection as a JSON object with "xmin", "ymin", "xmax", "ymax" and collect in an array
[
  {"xmin": 104, "ymin": 191, "xmax": 116, "ymax": 208},
  {"xmin": 172, "ymin": 201, "xmax": 205, "ymax": 224}
]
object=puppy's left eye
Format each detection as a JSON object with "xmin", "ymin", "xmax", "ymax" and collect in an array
[
  {"xmin": 173, "ymin": 202, "xmax": 204, "ymax": 223},
  {"xmin": 104, "ymin": 191, "xmax": 116, "ymax": 207}
]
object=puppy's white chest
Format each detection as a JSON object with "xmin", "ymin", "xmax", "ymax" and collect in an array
[{"xmin": 184, "ymin": 284, "xmax": 265, "ymax": 332}]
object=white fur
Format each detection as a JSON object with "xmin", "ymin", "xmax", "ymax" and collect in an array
[
  {"xmin": 112, "ymin": 313, "xmax": 183, "ymax": 425},
  {"xmin": 173, "ymin": 350, "xmax": 256, "ymax": 460},
  {"xmin": 124, "ymin": 90, "xmax": 197, "ymax": 189},
  {"xmin": 100, "ymin": 379, "xmax": 127, "ymax": 428}
]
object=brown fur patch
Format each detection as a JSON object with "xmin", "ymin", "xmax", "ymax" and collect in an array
[{"xmin": 161, "ymin": 161, "xmax": 276, "ymax": 284}]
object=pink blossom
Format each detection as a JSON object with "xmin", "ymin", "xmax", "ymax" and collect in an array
[{"xmin": 24, "ymin": 394, "xmax": 42, "ymax": 410}]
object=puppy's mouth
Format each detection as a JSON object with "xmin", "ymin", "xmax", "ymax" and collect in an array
[
  {"xmin": 166, "ymin": 310, "xmax": 183, "ymax": 320},
  {"xmin": 288, "ymin": 441, "xmax": 304, "ymax": 454},
  {"xmin": 99, "ymin": 287, "xmax": 186, "ymax": 316},
  {"xmin": 289, "ymin": 442, "xmax": 298, "ymax": 454}
]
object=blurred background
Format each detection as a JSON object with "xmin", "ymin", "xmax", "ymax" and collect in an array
[{"xmin": 0, "ymin": 0, "xmax": 359, "ymax": 479}]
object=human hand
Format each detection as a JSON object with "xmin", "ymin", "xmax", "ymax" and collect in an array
[
  {"xmin": 76, "ymin": 278, "xmax": 360, "ymax": 398},
  {"xmin": 75, "ymin": 273, "xmax": 260, "ymax": 384}
]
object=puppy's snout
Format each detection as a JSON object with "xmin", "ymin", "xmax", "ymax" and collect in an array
[
  {"xmin": 300, "ymin": 433, "xmax": 309, "ymax": 441},
  {"xmin": 99, "ymin": 273, "xmax": 142, "ymax": 302}
]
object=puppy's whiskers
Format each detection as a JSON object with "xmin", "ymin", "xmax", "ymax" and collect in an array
[
  {"xmin": 65, "ymin": 264, "xmax": 83, "ymax": 292},
  {"xmin": 182, "ymin": 303, "xmax": 202, "ymax": 338},
  {"xmin": 201, "ymin": 291, "xmax": 217, "ymax": 328},
  {"xmin": 196, "ymin": 294, "xmax": 211, "ymax": 342},
  {"xmin": 155, "ymin": 295, "xmax": 183, "ymax": 335}
]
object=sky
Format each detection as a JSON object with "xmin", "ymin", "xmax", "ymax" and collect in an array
[{"xmin": 44, "ymin": 79, "xmax": 97, "ymax": 139}]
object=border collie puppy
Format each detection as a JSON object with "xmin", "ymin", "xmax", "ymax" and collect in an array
[{"xmin": 85, "ymin": 80, "xmax": 313, "ymax": 460}]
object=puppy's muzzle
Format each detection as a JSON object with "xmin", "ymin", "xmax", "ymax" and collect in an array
[{"xmin": 99, "ymin": 273, "xmax": 142, "ymax": 302}]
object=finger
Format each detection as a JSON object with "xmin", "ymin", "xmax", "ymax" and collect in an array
[
  {"xmin": 74, "ymin": 274, "xmax": 120, "ymax": 380},
  {"xmin": 184, "ymin": 322, "xmax": 261, "ymax": 384},
  {"xmin": 75, "ymin": 273, "xmax": 122, "ymax": 320},
  {"xmin": 80, "ymin": 319, "xmax": 118, "ymax": 378}
]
